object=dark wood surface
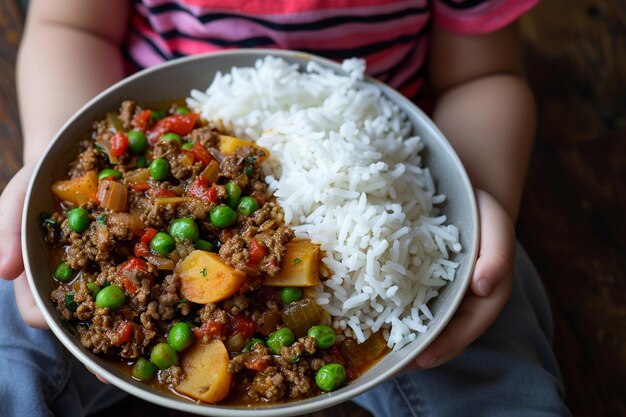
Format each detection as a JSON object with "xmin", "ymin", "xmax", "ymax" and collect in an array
[{"xmin": 1, "ymin": 1, "xmax": 625, "ymax": 416}]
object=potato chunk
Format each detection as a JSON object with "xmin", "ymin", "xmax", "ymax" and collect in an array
[
  {"xmin": 51, "ymin": 171, "xmax": 98, "ymax": 205},
  {"xmin": 175, "ymin": 340, "xmax": 232, "ymax": 403},
  {"xmin": 176, "ymin": 250, "xmax": 247, "ymax": 303},
  {"xmin": 217, "ymin": 134, "xmax": 269, "ymax": 162},
  {"xmin": 264, "ymin": 241, "xmax": 321, "ymax": 287}
]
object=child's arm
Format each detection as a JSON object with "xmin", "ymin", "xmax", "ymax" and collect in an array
[
  {"xmin": 414, "ymin": 22, "xmax": 536, "ymax": 368},
  {"xmin": 0, "ymin": 0, "xmax": 128, "ymax": 328}
]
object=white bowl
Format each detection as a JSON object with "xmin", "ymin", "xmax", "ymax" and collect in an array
[{"xmin": 22, "ymin": 49, "xmax": 478, "ymax": 416}]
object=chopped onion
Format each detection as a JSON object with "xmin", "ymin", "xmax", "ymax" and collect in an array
[
  {"xmin": 281, "ymin": 298, "xmax": 322, "ymax": 337},
  {"xmin": 200, "ymin": 160, "xmax": 220, "ymax": 184},
  {"xmin": 207, "ymin": 148, "xmax": 225, "ymax": 163},
  {"xmin": 146, "ymin": 255, "xmax": 175, "ymax": 270},
  {"xmin": 225, "ymin": 333, "xmax": 245, "ymax": 352},
  {"xmin": 180, "ymin": 152, "xmax": 194, "ymax": 168},
  {"xmin": 96, "ymin": 180, "xmax": 127, "ymax": 212},
  {"xmin": 155, "ymin": 197, "xmax": 193, "ymax": 206},
  {"xmin": 340, "ymin": 331, "xmax": 390, "ymax": 365},
  {"xmin": 95, "ymin": 137, "xmax": 119, "ymax": 164},
  {"xmin": 125, "ymin": 168, "xmax": 150, "ymax": 185},
  {"xmin": 256, "ymin": 309, "xmax": 281, "ymax": 336}
]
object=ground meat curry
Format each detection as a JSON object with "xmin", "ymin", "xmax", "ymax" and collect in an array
[{"xmin": 42, "ymin": 100, "xmax": 389, "ymax": 405}]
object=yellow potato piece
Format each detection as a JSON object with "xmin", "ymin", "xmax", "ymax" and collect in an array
[
  {"xmin": 51, "ymin": 171, "xmax": 98, "ymax": 205},
  {"xmin": 264, "ymin": 241, "xmax": 321, "ymax": 287},
  {"xmin": 176, "ymin": 340, "xmax": 232, "ymax": 403},
  {"xmin": 217, "ymin": 135, "xmax": 269, "ymax": 162},
  {"xmin": 176, "ymin": 250, "xmax": 247, "ymax": 303}
]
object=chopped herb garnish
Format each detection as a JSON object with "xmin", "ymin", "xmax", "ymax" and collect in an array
[
  {"xmin": 293, "ymin": 258, "xmax": 302, "ymax": 264},
  {"xmin": 246, "ymin": 156, "xmax": 256, "ymax": 164},
  {"xmin": 96, "ymin": 214, "xmax": 107, "ymax": 225},
  {"xmin": 175, "ymin": 297, "xmax": 187, "ymax": 306},
  {"xmin": 40, "ymin": 213, "xmax": 58, "ymax": 228},
  {"xmin": 101, "ymin": 280, "xmax": 110, "ymax": 288},
  {"xmin": 290, "ymin": 356, "xmax": 301, "ymax": 364},
  {"xmin": 244, "ymin": 167, "xmax": 253, "ymax": 176},
  {"xmin": 64, "ymin": 292, "xmax": 78, "ymax": 312},
  {"xmin": 201, "ymin": 268, "xmax": 207, "ymax": 277}
]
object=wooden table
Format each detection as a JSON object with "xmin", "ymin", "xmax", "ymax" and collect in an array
[{"xmin": 1, "ymin": 1, "xmax": 624, "ymax": 416}]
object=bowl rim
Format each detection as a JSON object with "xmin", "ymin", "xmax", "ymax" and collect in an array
[{"xmin": 22, "ymin": 48, "xmax": 478, "ymax": 416}]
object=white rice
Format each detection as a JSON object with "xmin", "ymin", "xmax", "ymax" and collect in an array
[{"xmin": 188, "ymin": 56, "xmax": 462, "ymax": 350}]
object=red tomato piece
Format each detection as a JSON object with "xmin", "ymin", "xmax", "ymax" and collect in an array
[
  {"xmin": 147, "ymin": 113, "xmax": 199, "ymax": 144},
  {"xmin": 110, "ymin": 132, "xmax": 129, "ymax": 157},
  {"xmin": 192, "ymin": 320, "xmax": 224, "ymax": 340},
  {"xmin": 123, "ymin": 278, "xmax": 138, "ymax": 294},
  {"xmin": 244, "ymin": 356, "xmax": 269, "ymax": 372},
  {"xmin": 186, "ymin": 177, "xmax": 219, "ymax": 204},
  {"xmin": 118, "ymin": 257, "xmax": 148, "ymax": 276},
  {"xmin": 148, "ymin": 188, "xmax": 177, "ymax": 198},
  {"xmin": 130, "ymin": 183, "xmax": 150, "ymax": 192},
  {"xmin": 229, "ymin": 314, "xmax": 257, "ymax": 339},
  {"xmin": 190, "ymin": 143, "xmax": 213, "ymax": 165},
  {"xmin": 112, "ymin": 321, "xmax": 134, "ymax": 346},
  {"xmin": 132, "ymin": 109, "xmax": 151, "ymax": 131},
  {"xmin": 250, "ymin": 191, "xmax": 266, "ymax": 207},
  {"xmin": 247, "ymin": 239, "xmax": 268, "ymax": 268},
  {"xmin": 140, "ymin": 228, "xmax": 158, "ymax": 244},
  {"xmin": 134, "ymin": 241, "xmax": 150, "ymax": 258}
]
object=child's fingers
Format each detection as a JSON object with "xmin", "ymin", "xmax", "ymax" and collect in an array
[
  {"xmin": 0, "ymin": 165, "xmax": 34, "ymax": 280},
  {"xmin": 13, "ymin": 273, "xmax": 49, "ymax": 329},
  {"xmin": 471, "ymin": 189, "xmax": 515, "ymax": 297},
  {"xmin": 413, "ymin": 272, "xmax": 513, "ymax": 369}
]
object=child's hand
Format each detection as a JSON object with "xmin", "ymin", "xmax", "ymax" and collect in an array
[
  {"xmin": 409, "ymin": 189, "xmax": 515, "ymax": 369},
  {"xmin": 0, "ymin": 164, "xmax": 48, "ymax": 328}
]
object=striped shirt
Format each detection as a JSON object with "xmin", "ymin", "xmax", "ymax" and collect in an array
[{"xmin": 125, "ymin": 0, "xmax": 539, "ymax": 100}]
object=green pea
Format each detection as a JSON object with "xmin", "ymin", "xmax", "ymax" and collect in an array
[
  {"xmin": 181, "ymin": 142, "xmax": 194, "ymax": 150},
  {"xmin": 149, "ymin": 158, "xmax": 169, "ymax": 181},
  {"xmin": 237, "ymin": 197, "xmax": 259, "ymax": 216},
  {"xmin": 168, "ymin": 218, "xmax": 199, "ymax": 242},
  {"xmin": 136, "ymin": 155, "xmax": 148, "ymax": 168},
  {"xmin": 53, "ymin": 262, "xmax": 74, "ymax": 282},
  {"xmin": 127, "ymin": 130, "xmax": 148, "ymax": 155},
  {"xmin": 150, "ymin": 342, "xmax": 179, "ymax": 370},
  {"xmin": 209, "ymin": 205, "xmax": 238, "ymax": 228},
  {"xmin": 194, "ymin": 239, "xmax": 213, "ymax": 251},
  {"xmin": 225, "ymin": 181, "xmax": 241, "ymax": 208},
  {"xmin": 175, "ymin": 106, "xmax": 190, "ymax": 115},
  {"xmin": 64, "ymin": 292, "xmax": 78, "ymax": 312},
  {"xmin": 67, "ymin": 208, "xmax": 91, "ymax": 233},
  {"xmin": 161, "ymin": 132, "xmax": 182, "ymax": 145},
  {"xmin": 132, "ymin": 357, "xmax": 157, "ymax": 381},
  {"xmin": 168, "ymin": 322, "xmax": 194, "ymax": 352},
  {"xmin": 279, "ymin": 287, "xmax": 303, "ymax": 305},
  {"xmin": 315, "ymin": 363, "xmax": 346, "ymax": 391},
  {"xmin": 98, "ymin": 168, "xmax": 122, "ymax": 181},
  {"xmin": 95, "ymin": 285, "xmax": 125, "ymax": 309},
  {"xmin": 149, "ymin": 232, "xmax": 175, "ymax": 256},
  {"xmin": 87, "ymin": 281, "xmax": 101, "ymax": 298},
  {"xmin": 266, "ymin": 327, "xmax": 295, "ymax": 355},
  {"xmin": 150, "ymin": 109, "xmax": 166, "ymax": 121},
  {"xmin": 96, "ymin": 214, "xmax": 107, "ymax": 225},
  {"xmin": 307, "ymin": 325, "xmax": 336, "ymax": 349},
  {"xmin": 242, "ymin": 338, "xmax": 266, "ymax": 353}
]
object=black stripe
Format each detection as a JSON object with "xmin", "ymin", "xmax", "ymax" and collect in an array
[
  {"xmin": 130, "ymin": 28, "xmax": 173, "ymax": 61},
  {"xmin": 437, "ymin": 0, "xmax": 486, "ymax": 10},
  {"xmin": 160, "ymin": 30, "xmax": 276, "ymax": 48},
  {"xmin": 122, "ymin": 47, "xmax": 144, "ymax": 72},
  {"xmin": 147, "ymin": 3, "xmax": 428, "ymax": 31}
]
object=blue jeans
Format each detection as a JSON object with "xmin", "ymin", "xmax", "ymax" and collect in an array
[{"xmin": 0, "ymin": 244, "xmax": 569, "ymax": 417}]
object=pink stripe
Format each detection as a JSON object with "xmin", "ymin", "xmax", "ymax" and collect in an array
[
  {"xmin": 363, "ymin": 43, "xmax": 416, "ymax": 76},
  {"xmin": 386, "ymin": 37, "xmax": 427, "ymax": 90},
  {"xmin": 137, "ymin": 0, "xmax": 426, "ymax": 24},
  {"xmin": 399, "ymin": 77, "xmax": 424, "ymax": 100},
  {"xmin": 434, "ymin": 0, "xmax": 541, "ymax": 35},
  {"xmin": 127, "ymin": 33, "xmax": 168, "ymax": 68},
  {"xmin": 142, "ymin": 9, "xmax": 426, "ymax": 49}
]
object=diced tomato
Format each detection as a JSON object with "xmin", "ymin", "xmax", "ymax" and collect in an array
[
  {"xmin": 250, "ymin": 191, "xmax": 266, "ymax": 207},
  {"xmin": 192, "ymin": 320, "xmax": 224, "ymax": 340},
  {"xmin": 130, "ymin": 183, "xmax": 151, "ymax": 192},
  {"xmin": 118, "ymin": 257, "xmax": 148, "ymax": 276},
  {"xmin": 244, "ymin": 356, "xmax": 269, "ymax": 372},
  {"xmin": 148, "ymin": 188, "xmax": 177, "ymax": 198},
  {"xmin": 110, "ymin": 132, "xmax": 129, "ymax": 157},
  {"xmin": 147, "ymin": 113, "xmax": 199, "ymax": 144},
  {"xmin": 132, "ymin": 109, "xmax": 151, "ymax": 131},
  {"xmin": 140, "ymin": 228, "xmax": 158, "ymax": 244},
  {"xmin": 123, "ymin": 278, "xmax": 138, "ymax": 294},
  {"xmin": 111, "ymin": 321, "xmax": 134, "ymax": 346},
  {"xmin": 190, "ymin": 143, "xmax": 213, "ymax": 166},
  {"xmin": 186, "ymin": 176, "xmax": 219, "ymax": 204},
  {"xmin": 247, "ymin": 239, "xmax": 268, "ymax": 268},
  {"xmin": 229, "ymin": 314, "xmax": 257, "ymax": 339},
  {"xmin": 134, "ymin": 241, "xmax": 150, "ymax": 257}
]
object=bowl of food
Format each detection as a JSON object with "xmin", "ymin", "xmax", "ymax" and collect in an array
[{"xmin": 22, "ymin": 50, "xmax": 478, "ymax": 416}]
